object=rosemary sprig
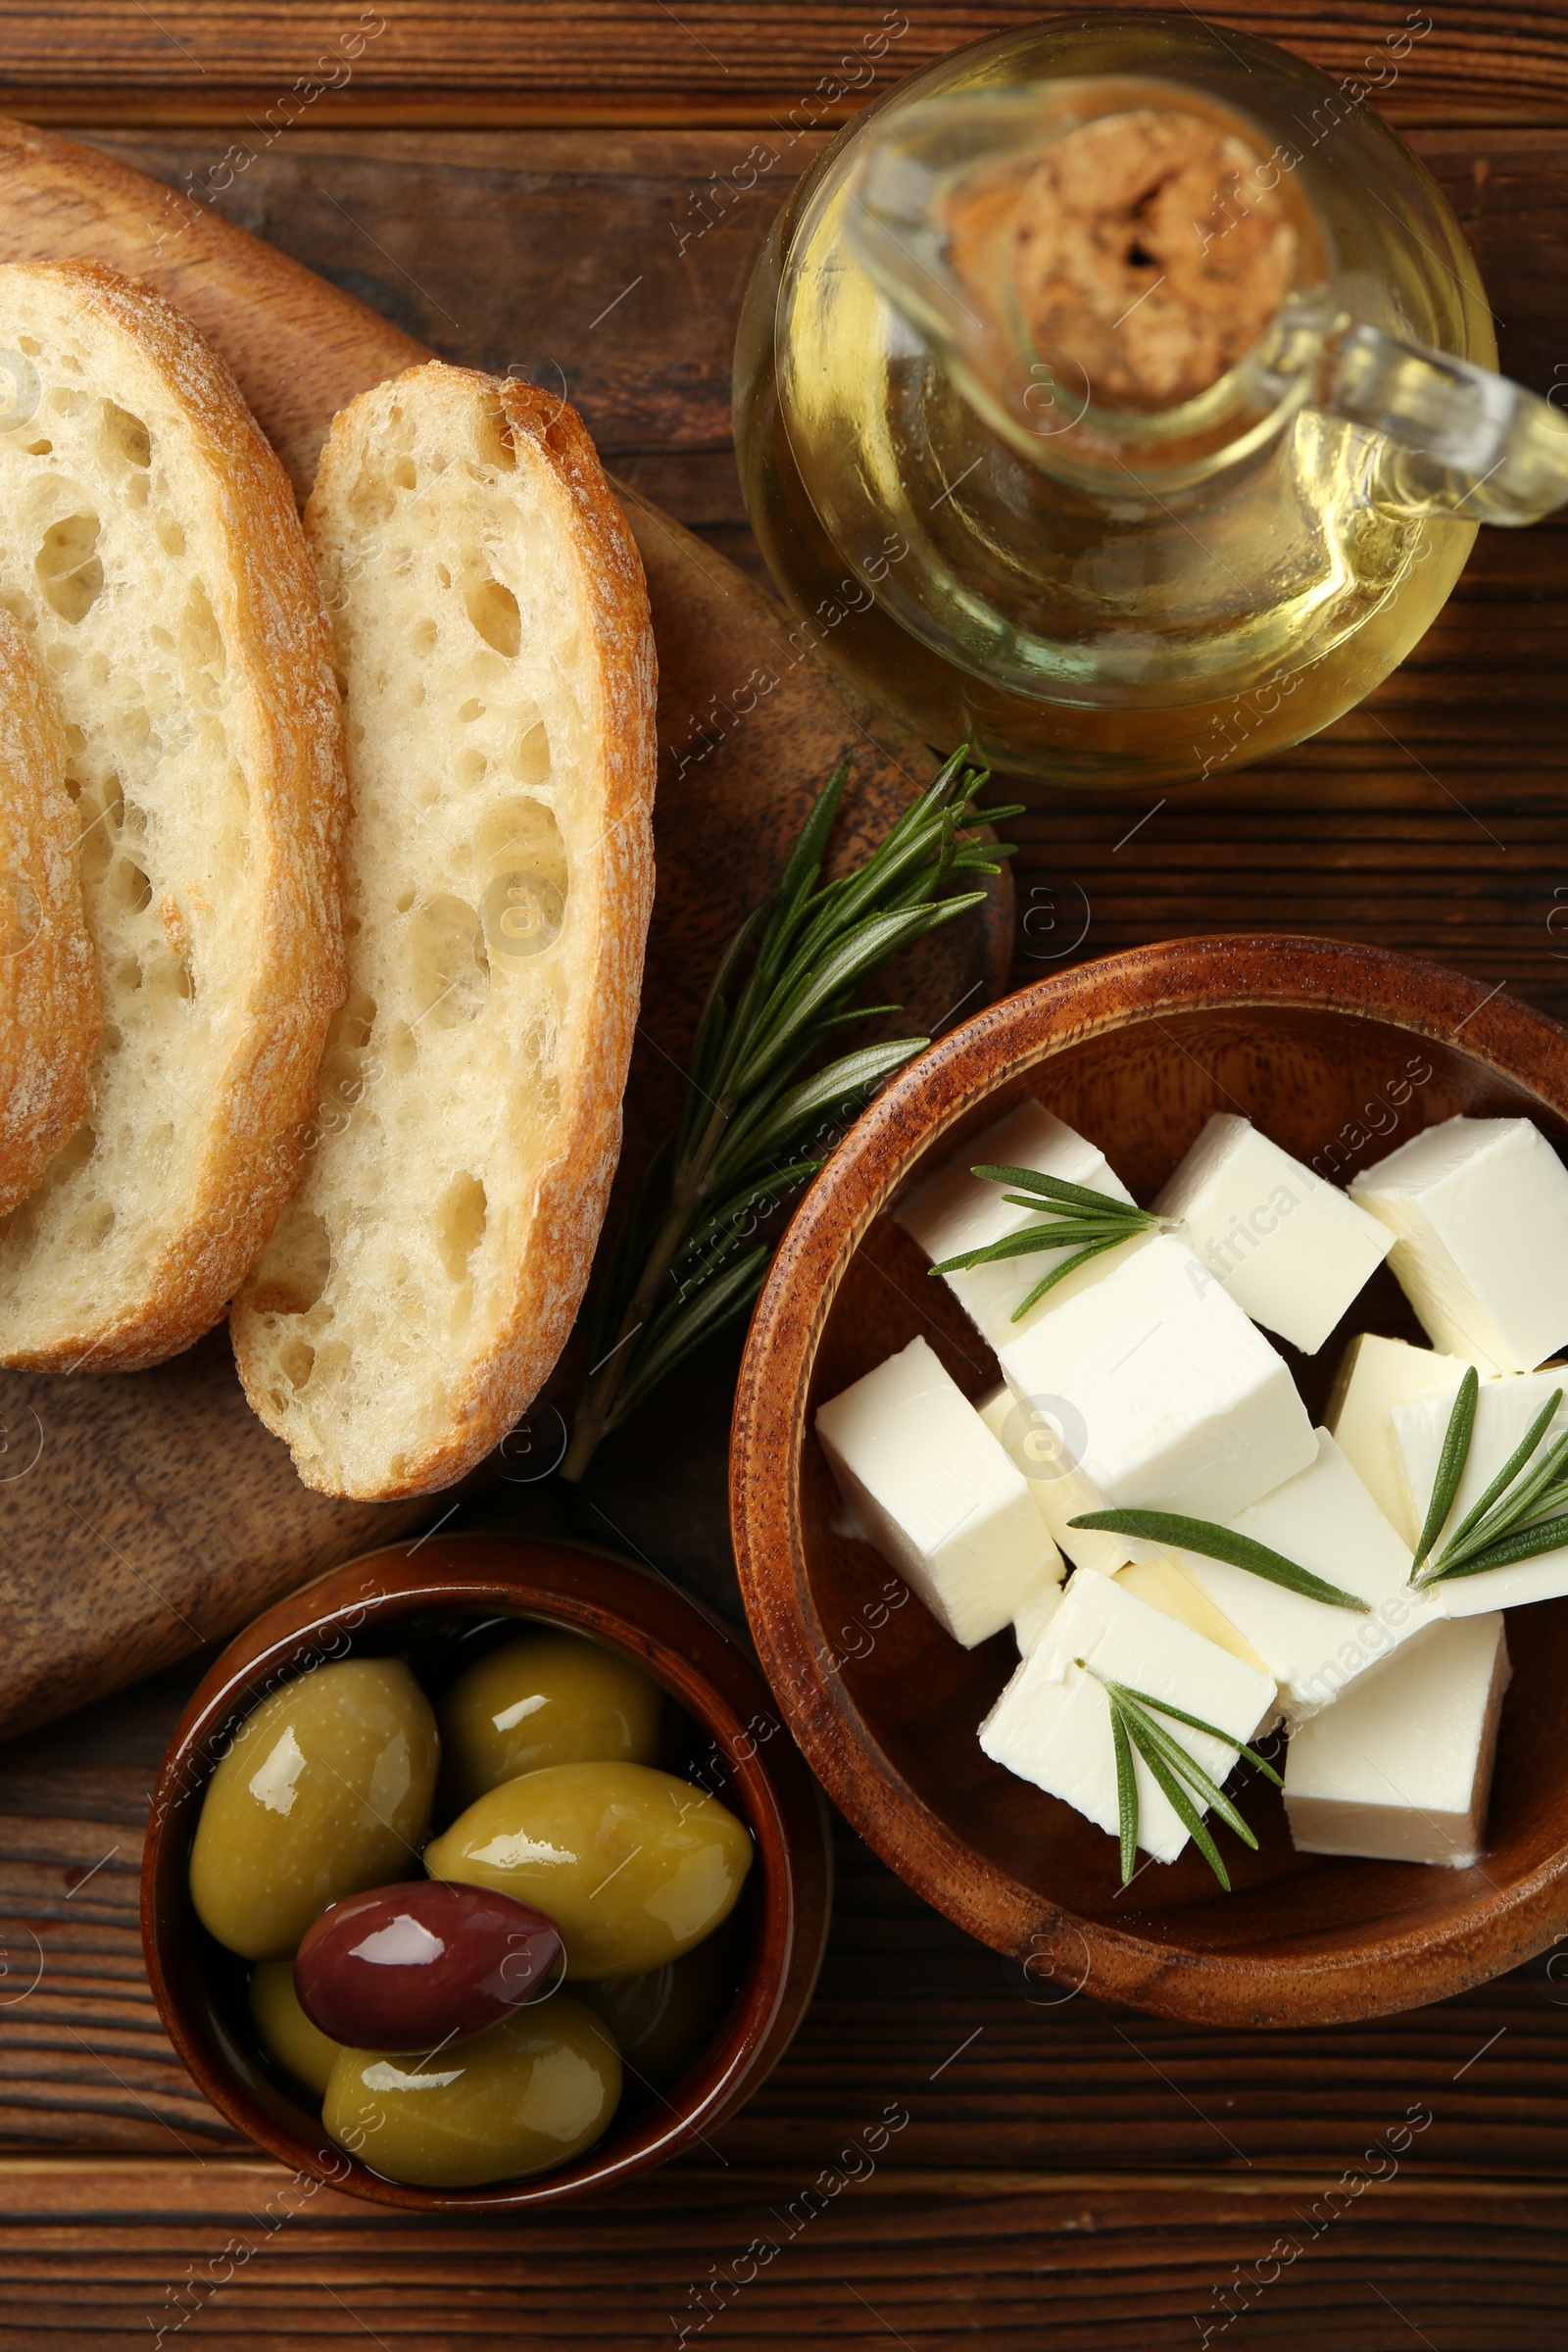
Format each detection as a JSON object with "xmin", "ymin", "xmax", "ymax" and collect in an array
[
  {"xmin": 1070, "ymin": 1508, "xmax": 1370, "ymax": 1611},
  {"xmin": 1410, "ymin": 1366, "xmax": 1568, "ymax": 1585},
  {"xmin": 560, "ymin": 748, "xmax": 1020, "ymax": 1481},
  {"xmin": 929, "ymin": 1166, "xmax": 1172, "ymax": 1322},
  {"xmin": 1082, "ymin": 1662, "xmax": 1281, "ymax": 1890},
  {"xmin": 1409, "ymin": 1363, "xmax": 1480, "ymax": 1572}
]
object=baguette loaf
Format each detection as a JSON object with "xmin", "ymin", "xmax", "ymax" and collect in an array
[
  {"xmin": 0, "ymin": 262, "xmax": 346, "ymax": 1369},
  {"xmin": 0, "ymin": 608, "xmax": 97, "ymax": 1216},
  {"xmin": 231, "ymin": 363, "xmax": 657, "ymax": 1498}
]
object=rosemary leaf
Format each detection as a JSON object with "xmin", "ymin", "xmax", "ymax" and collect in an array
[
  {"xmin": 1410, "ymin": 1364, "xmax": 1479, "ymax": 1575},
  {"xmin": 930, "ymin": 1219, "xmax": 1141, "ymax": 1273},
  {"xmin": 1480, "ymin": 1435, "xmax": 1568, "ymax": 1558},
  {"xmin": 971, "ymin": 1163, "xmax": 1151, "ymax": 1217},
  {"xmin": 929, "ymin": 1163, "xmax": 1166, "ymax": 1328},
  {"xmin": 675, "ymin": 1159, "xmax": 825, "ymax": 1272},
  {"xmin": 1410, "ymin": 1373, "xmax": 1568, "ymax": 1588},
  {"xmin": 1103, "ymin": 1680, "xmax": 1284, "ymax": 1788},
  {"xmin": 1436, "ymin": 1388, "xmax": 1563, "ymax": 1568},
  {"xmin": 710, "ymin": 1037, "xmax": 924, "ymax": 1183},
  {"xmin": 1108, "ymin": 1694, "xmax": 1139, "ymax": 1886},
  {"xmin": 997, "ymin": 1192, "xmax": 1130, "ymax": 1215},
  {"xmin": 1135, "ymin": 1738, "xmax": 1233, "ymax": 1891},
  {"xmin": 611, "ymin": 1246, "xmax": 771, "ymax": 1424},
  {"xmin": 731, "ymin": 898, "xmax": 983, "ymax": 1099},
  {"xmin": 1421, "ymin": 1509, "xmax": 1568, "ymax": 1583},
  {"xmin": 1115, "ymin": 1698, "xmax": 1259, "ymax": 1847},
  {"xmin": 1081, "ymin": 1665, "xmax": 1272, "ymax": 1892},
  {"xmin": 1011, "ymin": 1237, "xmax": 1134, "ymax": 1319},
  {"xmin": 1419, "ymin": 1373, "xmax": 1523, "ymax": 1571},
  {"xmin": 1070, "ymin": 1509, "xmax": 1371, "ymax": 1612}
]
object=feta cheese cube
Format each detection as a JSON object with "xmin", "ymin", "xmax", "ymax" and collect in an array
[
  {"xmin": 1114, "ymin": 1554, "xmax": 1269, "ymax": 1675},
  {"xmin": 1152, "ymin": 1113, "xmax": 1392, "ymax": 1355},
  {"xmin": 979, "ymin": 1569, "xmax": 1277, "ymax": 1864},
  {"xmin": 978, "ymin": 1381, "xmax": 1132, "ymax": 1580},
  {"xmin": 1170, "ymin": 1430, "xmax": 1445, "ymax": 1721},
  {"xmin": 1391, "ymin": 1369, "xmax": 1568, "ymax": 1614},
  {"xmin": 1012, "ymin": 1582, "xmax": 1061, "ymax": 1655},
  {"xmin": 894, "ymin": 1099, "xmax": 1147, "ymax": 1349},
  {"xmin": 984, "ymin": 1392, "xmax": 1269, "ymax": 1667},
  {"xmin": 1350, "ymin": 1115, "xmax": 1568, "ymax": 1373},
  {"xmin": 815, "ymin": 1336, "xmax": 1063, "ymax": 1647},
  {"xmin": 1284, "ymin": 1614, "xmax": 1510, "ymax": 1866},
  {"xmin": 997, "ymin": 1233, "xmax": 1317, "ymax": 1565},
  {"xmin": 1325, "ymin": 1331, "xmax": 1490, "ymax": 1544}
]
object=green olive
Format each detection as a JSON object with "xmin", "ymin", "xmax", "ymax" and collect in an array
[
  {"xmin": 321, "ymin": 1995, "xmax": 620, "ymax": 2187},
  {"xmin": 189, "ymin": 1659, "xmax": 439, "ymax": 1961},
  {"xmin": 437, "ymin": 1629, "xmax": 665, "ymax": 1811},
  {"xmin": 424, "ymin": 1762, "xmax": 753, "ymax": 1980},
  {"xmin": 580, "ymin": 1910, "xmax": 744, "ymax": 2090},
  {"xmin": 249, "ymin": 1960, "xmax": 342, "ymax": 2099}
]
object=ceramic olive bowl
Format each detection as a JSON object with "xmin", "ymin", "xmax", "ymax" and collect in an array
[
  {"xmin": 732, "ymin": 935, "xmax": 1568, "ymax": 2028},
  {"xmin": 142, "ymin": 1534, "xmax": 831, "ymax": 2210}
]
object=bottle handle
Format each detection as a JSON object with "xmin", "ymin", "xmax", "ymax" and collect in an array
[{"xmin": 1319, "ymin": 321, "xmax": 1568, "ymax": 526}]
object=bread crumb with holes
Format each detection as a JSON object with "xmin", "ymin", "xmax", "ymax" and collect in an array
[{"xmin": 231, "ymin": 362, "xmax": 657, "ymax": 1499}]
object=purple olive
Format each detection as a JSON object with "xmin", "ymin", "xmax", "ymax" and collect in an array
[{"xmin": 294, "ymin": 1881, "xmax": 562, "ymax": 2047}]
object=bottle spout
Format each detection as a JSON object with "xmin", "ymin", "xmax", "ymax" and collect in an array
[
  {"xmin": 1319, "ymin": 323, "xmax": 1568, "ymax": 526},
  {"xmin": 846, "ymin": 78, "xmax": 1332, "ymax": 479}
]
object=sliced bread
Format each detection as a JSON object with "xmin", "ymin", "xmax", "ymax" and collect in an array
[
  {"xmin": 231, "ymin": 363, "xmax": 658, "ymax": 1498},
  {"xmin": 0, "ymin": 607, "xmax": 98, "ymax": 1216},
  {"xmin": 0, "ymin": 262, "xmax": 346, "ymax": 1369}
]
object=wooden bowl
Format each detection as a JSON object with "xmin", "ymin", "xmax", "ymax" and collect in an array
[
  {"xmin": 141, "ymin": 1535, "xmax": 831, "ymax": 2209},
  {"xmin": 731, "ymin": 935, "xmax": 1568, "ymax": 2028}
]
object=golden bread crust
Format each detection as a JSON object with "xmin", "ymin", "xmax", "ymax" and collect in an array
[
  {"xmin": 0, "ymin": 609, "xmax": 98, "ymax": 1217},
  {"xmin": 231, "ymin": 361, "xmax": 657, "ymax": 1496},
  {"xmin": 0, "ymin": 261, "xmax": 347, "ymax": 1370}
]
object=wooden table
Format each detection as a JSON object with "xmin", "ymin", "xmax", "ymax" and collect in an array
[{"xmin": 2, "ymin": 7, "xmax": 1566, "ymax": 2344}]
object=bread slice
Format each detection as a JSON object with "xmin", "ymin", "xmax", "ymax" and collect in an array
[
  {"xmin": 0, "ymin": 262, "xmax": 346, "ymax": 1369},
  {"xmin": 0, "ymin": 608, "xmax": 98, "ymax": 1216},
  {"xmin": 231, "ymin": 363, "xmax": 657, "ymax": 1498}
]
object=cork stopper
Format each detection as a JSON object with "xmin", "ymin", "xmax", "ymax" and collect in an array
[{"xmin": 954, "ymin": 108, "xmax": 1298, "ymax": 414}]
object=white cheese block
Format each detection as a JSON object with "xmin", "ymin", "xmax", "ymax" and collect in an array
[
  {"xmin": 1350, "ymin": 1114, "xmax": 1568, "ymax": 1373},
  {"xmin": 1391, "ymin": 1369, "xmax": 1568, "ymax": 1614},
  {"xmin": 991, "ymin": 1492, "xmax": 1258, "ymax": 1660},
  {"xmin": 1284, "ymin": 1613, "xmax": 1510, "ymax": 1866},
  {"xmin": 893, "ymin": 1098, "xmax": 1148, "ymax": 1349},
  {"xmin": 997, "ymin": 1232, "xmax": 1317, "ymax": 1570},
  {"xmin": 1012, "ymin": 1583, "xmax": 1062, "ymax": 1655},
  {"xmin": 978, "ymin": 1381, "xmax": 1131, "ymax": 1581},
  {"xmin": 979, "ymin": 1568, "xmax": 1277, "ymax": 1865},
  {"xmin": 1114, "ymin": 1555, "xmax": 1269, "ymax": 1675},
  {"xmin": 1152, "ymin": 1113, "xmax": 1392, "ymax": 1355},
  {"xmin": 1169, "ymin": 1429, "xmax": 1445, "ymax": 1721},
  {"xmin": 815, "ymin": 1336, "xmax": 1064, "ymax": 1647},
  {"xmin": 1325, "ymin": 1331, "xmax": 1489, "ymax": 1544}
]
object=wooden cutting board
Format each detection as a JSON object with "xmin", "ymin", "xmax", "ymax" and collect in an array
[{"xmin": 0, "ymin": 119, "xmax": 1011, "ymax": 1740}]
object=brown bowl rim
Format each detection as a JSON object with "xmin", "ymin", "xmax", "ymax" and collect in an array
[
  {"xmin": 730, "ymin": 933, "xmax": 1568, "ymax": 2028},
  {"xmin": 140, "ymin": 1531, "xmax": 832, "ymax": 2210}
]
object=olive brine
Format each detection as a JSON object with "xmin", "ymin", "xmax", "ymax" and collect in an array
[{"xmin": 191, "ymin": 1629, "xmax": 753, "ymax": 2187}]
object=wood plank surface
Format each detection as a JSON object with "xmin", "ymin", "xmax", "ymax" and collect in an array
[
  {"xmin": 0, "ymin": 3, "xmax": 1563, "ymax": 126},
  {"xmin": 4, "ymin": 2164, "xmax": 1568, "ymax": 2348},
  {"xmin": 2, "ymin": 14, "xmax": 1567, "ymax": 2343},
  {"xmin": 1, "ymin": 1658, "xmax": 1566, "ymax": 2347}
]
